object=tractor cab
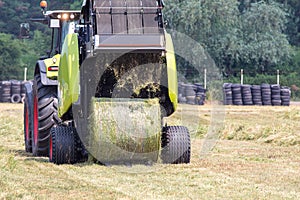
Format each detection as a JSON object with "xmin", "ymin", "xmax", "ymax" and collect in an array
[
  {"xmin": 37, "ymin": 0, "xmax": 81, "ymax": 57},
  {"xmin": 43, "ymin": 10, "xmax": 81, "ymax": 57},
  {"xmin": 31, "ymin": 4, "xmax": 81, "ymax": 80}
]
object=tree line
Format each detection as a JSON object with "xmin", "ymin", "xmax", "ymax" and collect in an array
[
  {"xmin": 165, "ymin": 0, "xmax": 300, "ymax": 81},
  {"xmin": 0, "ymin": 0, "xmax": 79, "ymax": 80},
  {"xmin": 0, "ymin": 0, "xmax": 299, "ymax": 89}
]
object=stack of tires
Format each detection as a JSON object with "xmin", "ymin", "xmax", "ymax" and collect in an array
[
  {"xmin": 251, "ymin": 85, "xmax": 263, "ymax": 105},
  {"xmin": 223, "ymin": 83, "xmax": 233, "ymax": 105},
  {"xmin": 178, "ymin": 82, "xmax": 186, "ymax": 104},
  {"xmin": 223, "ymin": 83, "xmax": 291, "ymax": 106},
  {"xmin": 184, "ymin": 84, "xmax": 196, "ymax": 105},
  {"xmin": 271, "ymin": 84, "xmax": 281, "ymax": 106},
  {"xmin": 241, "ymin": 84, "xmax": 253, "ymax": 105},
  {"xmin": 0, "ymin": 81, "xmax": 12, "ymax": 103},
  {"xmin": 194, "ymin": 83, "xmax": 206, "ymax": 105},
  {"xmin": 261, "ymin": 84, "xmax": 272, "ymax": 106},
  {"xmin": 178, "ymin": 82, "xmax": 206, "ymax": 105},
  {"xmin": 0, "ymin": 80, "xmax": 28, "ymax": 103},
  {"xmin": 231, "ymin": 84, "xmax": 243, "ymax": 105},
  {"xmin": 11, "ymin": 80, "xmax": 22, "ymax": 103},
  {"xmin": 281, "ymin": 87, "xmax": 290, "ymax": 106}
]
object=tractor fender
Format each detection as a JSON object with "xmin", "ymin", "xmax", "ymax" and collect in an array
[
  {"xmin": 24, "ymin": 81, "xmax": 33, "ymax": 94},
  {"xmin": 35, "ymin": 60, "xmax": 58, "ymax": 86},
  {"xmin": 165, "ymin": 32, "xmax": 178, "ymax": 112}
]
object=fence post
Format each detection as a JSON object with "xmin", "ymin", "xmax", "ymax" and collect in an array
[
  {"xmin": 277, "ymin": 70, "xmax": 280, "ymax": 85},
  {"xmin": 204, "ymin": 68, "xmax": 207, "ymax": 89},
  {"xmin": 241, "ymin": 69, "xmax": 244, "ymax": 85},
  {"xmin": 24, "ymin": 67, "xmax": 27, "ymax": 81}
]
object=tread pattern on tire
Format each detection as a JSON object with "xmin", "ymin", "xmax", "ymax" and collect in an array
[
  {"xmin": 161, "ymin": 126, "xmax": 191, "ymax": 164},
  {"xmin": 32, "ymin": 74, "xmax": 59, "ymax": 156},
  {"xmin": 50, "ymin": 126, "xmax": 77, "ymax": 164}
]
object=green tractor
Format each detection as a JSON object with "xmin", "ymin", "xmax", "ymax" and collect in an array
[{"xmin": 24, "ymin": 0, "xmax": 190, "ymax": 165}]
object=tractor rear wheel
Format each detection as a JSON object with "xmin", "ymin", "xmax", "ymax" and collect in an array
[
  {"xmin": 23, "ymin": 89, "xmax": 33, "ymax": 153},
  {"xmin": 49, "ymin": 125, "xmax": 78, "ymax": 164},
  {"xmin": 161, "ymin": 126, "xmax": 191, "ymax": 164},
  {"xmin": 32, "ymin": 74, "xmax": 59, "ymax": 156}
]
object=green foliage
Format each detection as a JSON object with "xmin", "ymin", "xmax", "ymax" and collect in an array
[
  {"xmin": 0, "ymin": 0, "xmax": 31, "ymax": 36},
  {"xmin": 238, "ymin": 1, "xmax": 292, "ymax": 71},
  {"xmin": 0, "ymin": 33, "xmax": 22, "ymax": 80},
  {"xmin": 165, "ymin": 0, "xmax": 241, "ymax": 82},
  {"xmin": 290, "ymin": 47, "xmax": 300, "ymax": 68},
  {"xmin": 0, "ymin": 0, "xmax": 72, "ymax": 80},
  {"xmin": 70, "ymin": 0, "xmax": 82, "ymax": 10},
  {"xmin": 0, "ymin": 0, "xmax": 299, "ymax": 88},
  {"xmin": 48, "ymin": 0, "xmax": 81, "ymax": 10},
  {"xmin": 276, "ymin": 0, "xmax": 300, "ymax": 46},
  {"xmin": 0, "ymin": 30, "xmax": 50, "ymax": 80},
  {"xmin": 165, "ymin": 0, "xmax": 292, "ymax": 75},
  {"xmin": 164, "ymin": 0, "xmax": 300, "ymax": 99},
  {"xmin": 19, "ymin": 30, "xmax": 51, "ymax": 80}
]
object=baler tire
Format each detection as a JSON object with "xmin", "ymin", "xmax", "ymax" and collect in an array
[
  {"xmin": 49, "ymin": 126, "xmax": 77, "ymax": 165},
  {"xmin": 32, "ymin": 74, "xmax": 59, "ymax": 157},
  {"xmin": 161, "ymin": 126, "xmax": 191, "ymax": 164}
]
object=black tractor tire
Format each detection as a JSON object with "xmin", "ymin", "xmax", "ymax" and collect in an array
[
  {"xmin": 49, "ymin": 126, "xmax": 78, "ymax": 164},
  {"xmin": 23, "ymin": 88, "xmax": 33, "ymax": 153},
  {"xmin": 161, "ymin": 126, "xmax": 191, "ymax": 164},
  {"xmin": 32, "ymin": 74, "xmax": 59, "ymax": 156}
]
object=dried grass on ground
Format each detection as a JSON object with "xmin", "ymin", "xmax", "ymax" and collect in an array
[{"xmin": 0, "ymin": 103, "xmax": 299, "ymax": 199}]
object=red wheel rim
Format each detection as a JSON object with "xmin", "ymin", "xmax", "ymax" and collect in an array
[
  {"xmin": 49, "ymin": 135, "xmax": 53, "ymax": 160},
  {"xmin": 33, "ymin": 95, "xmax": 38, "ymax": 146}
]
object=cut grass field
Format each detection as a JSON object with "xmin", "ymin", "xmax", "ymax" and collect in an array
[{"xmin": 0, "ymin": 103, "xmax": 299, "ymax": 199}]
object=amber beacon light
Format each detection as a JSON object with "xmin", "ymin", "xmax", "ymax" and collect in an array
[{"xmin": 40, "ymin": 1, "xmax": 47, "ymax": 9}]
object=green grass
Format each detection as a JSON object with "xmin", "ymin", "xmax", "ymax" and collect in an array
[{"xmin": 0, "ymin": 103, "xmax": 300, "ymax": 199}]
